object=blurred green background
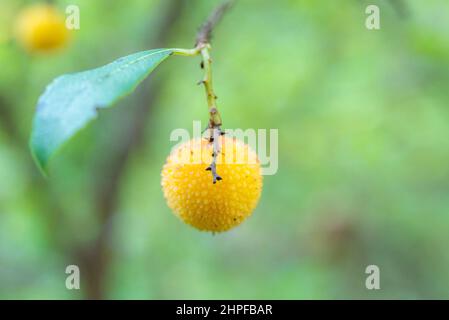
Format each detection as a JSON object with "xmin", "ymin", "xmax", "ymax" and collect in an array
[{"xmin": 0, "ymin": 0, "xmax": 449, "ymax": 299}]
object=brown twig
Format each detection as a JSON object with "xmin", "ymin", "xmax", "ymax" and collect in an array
[
  {"xmin": 195, "ymin": 0, "xmax": 234, "ymax": 46},
  {"xmin": 74, "ymin": 0, "xmax": 186, "ymax": 300},
  {"xmin": 195, "ymin": 1, "xmax": 233, "ymax": 183}
]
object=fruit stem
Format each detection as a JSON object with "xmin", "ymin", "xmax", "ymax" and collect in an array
[
  {"xmin": 198, "ymin": 44, "xmax": 224, "ymax": 183},
  {"xmin": 200, "ymin": 45, "xmax": 222, "ymax": 127},
  {"xmin": 173, "ymin": 45, "xmax": 223, "ymax": 127},
  {"xmin": 174, "ymin": 1, "xmax": 232, "ymax": 183}
]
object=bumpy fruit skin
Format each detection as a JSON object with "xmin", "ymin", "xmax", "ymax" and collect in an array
[
  {"xmin": 14, "ymin": 4, "xmax": 69, "ymax": 52},
  {"xmin": 161, "ymin": 137, "xmax": 263, "ymax": 232}
]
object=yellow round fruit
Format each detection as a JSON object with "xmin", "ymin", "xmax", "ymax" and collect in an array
[
  {"xmin": 161, "ymin": 136, "xmax": 263, "ymax": 232},
  {"xmin": 14, "ymin": 4, "xmax": 69, "ymax": 52}
]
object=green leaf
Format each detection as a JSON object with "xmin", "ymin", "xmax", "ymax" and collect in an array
[{"xmin": 29, "ymin": 48, "xmax": 173, "ymax": 173}]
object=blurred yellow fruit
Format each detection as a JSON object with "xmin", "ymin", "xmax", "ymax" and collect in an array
[
  {"xmin": 14, "ymin": 4, "xmax": 69, "ymax": 52},
  {"xmin": 161, "ymin": 136, "xmax": 263, "ymax": 232}
]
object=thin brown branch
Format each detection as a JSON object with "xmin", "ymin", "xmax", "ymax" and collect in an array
[
  {"xmin": 195, "ymin": 0, "xmax": 234, "ymax": 46},
  {"xmin": 75, "ymin": 0, "xmax": 187, "ymax": 300},
  {"xmin": 195, "ymin": 1, "xmax": 234, "ymax": 183}
]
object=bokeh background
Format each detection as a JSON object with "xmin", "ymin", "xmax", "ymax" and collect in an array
[{"xmin": 0, "ymin": 0, "xmax": 449, "ymax": 299}]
